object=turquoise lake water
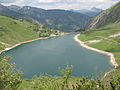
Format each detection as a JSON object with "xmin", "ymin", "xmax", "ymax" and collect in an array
[{"xmin": 5, "ymin": 34, "xmax": 113, "ymax": 78}]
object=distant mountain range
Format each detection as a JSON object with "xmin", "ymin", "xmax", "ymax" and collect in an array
[
  {"xmin": 0, "ymin": 4, "xmax": 25, "ymax": 18},
  {"xmin": 87, "ymin": 1, "xmax": 120, "ymax": 29},
  {"xmin": 71, "ymin": 7, "xmax": 103, "ymax": 17},
  {"xmin": 0, "ymin": 4, "xmax": 90, "ymax": 32},
  {"xmin": 7, "ymin": 5, "xmax": 21, "ymax": 11}
]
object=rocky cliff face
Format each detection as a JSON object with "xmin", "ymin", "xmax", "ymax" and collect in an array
[
  {"xmin": 87, "ymin": 1, "xmax": 120, "ymax": 29},
  {"xmin": 87, "ymin": 11, "xmax": 109, "ymax": 29}
]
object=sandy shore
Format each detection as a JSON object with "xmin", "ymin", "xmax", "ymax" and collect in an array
[
  {"xmin": 0, "ymin": 33, "xmax": 66, "ymax": 54},
  {"xmin": 74, "ymin": 34, "xmax": 118, "ymax": 78},
  {"xmin": 74, "ymin": 34, "xmax": 118, "ymax": 68}
]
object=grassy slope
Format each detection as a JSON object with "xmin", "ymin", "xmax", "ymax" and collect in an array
[
  {"xmin": 79, "ymin": 23, "xmax": 120, "ymax": 63},
  {"xmin": 79, "ymin": 23, "xmax": 120, "ymax": 87},
  {"xmin": 1, "ymin": 10, "xmax": 120, "ymax": 89},
  {"xmin": 104, "ymin": 1, "xmax": 120, "ymax": 25},
  {"xmin": 0, "ymin": 15, "xmax": 38, "ymax": 46},
  {"xmin": 0, "ymin": 15, "xmax": 61, "ymax": 51}
]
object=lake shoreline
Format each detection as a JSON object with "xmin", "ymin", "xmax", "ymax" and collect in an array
[
  {"xmin": 74, "ymin": 34, "xmax": 118, "ymax": 78},
  {"xmin": 0, "ymin": 33, "xmax": 66, "ymax": 54}
]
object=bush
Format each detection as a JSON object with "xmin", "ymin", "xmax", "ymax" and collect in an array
[{"xmin": 0, "ymin": 53, "xmax": 22, "ymax": 89}]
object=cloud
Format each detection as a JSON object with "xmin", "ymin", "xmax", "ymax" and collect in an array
[
  {"xmin": 38, "ymin": 0, "xmax": 118, "ymax": 3},
  {"xmin": 38, "ymin": 0, "xmax": 59, "ymax": 3},
  {"xmin": 1, "ymin": 0, "xmax": 119, "ymax": 10},
  {"xmin": 35, "ymin": 0, "xmax": 119, "ymax": 10},
  {"xmin": 0, "ymin": 0, "xmax": 17, "ymax": 3}
]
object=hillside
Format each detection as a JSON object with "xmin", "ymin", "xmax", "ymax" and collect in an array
[
  {"xmin": 87, "ymin": 1, "xmax": 120, "ymax": 29},
  {"xmin": 6, "ymin": 5, "xmax": 90, "ymax": 32},
  {"xmin": 79, "ymin": 22, "xmax": 120, "ymax": 89},
  {"xmin": 0, "ymin": 15, "xmax": 61, "ymax": 51},
  {"xmin": 0, "ymin": 4, "xmax": 26, "ymax": 19},
  {"xmin": 0, "ymin": 1, "xmax": 120, "ymax": 90},
  {"xmin": 78, "ymin": 1, "xmax": 120, "ymax": 88}
]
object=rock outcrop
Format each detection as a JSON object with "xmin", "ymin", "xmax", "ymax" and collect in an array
[{"xmin": 86, "ymin": 1, "xmax": 120, "ymax": 29}]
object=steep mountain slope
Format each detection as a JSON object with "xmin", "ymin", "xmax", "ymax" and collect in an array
[
  {"xmin": 87, "ymin": 1, "xmax": 120, "ymax": 29},
  {"xmin": 0, "ymin": 4, "xmax": 24, "ymax": 18},
  {"xmin": 6, "ymin": 5, "xmax": 90, "ymax": 32},
  {"xmin": 18, "ymin": 7, "xmax": 90, "ymax": 32}
]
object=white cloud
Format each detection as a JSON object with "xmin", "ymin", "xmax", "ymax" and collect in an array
[
  {"xmin": 38, "ymin": 0, "xmax": 115, "ymax": 3},
  {"xmin": 0, "ymin": 0, "xmax": 17, "ymax": 3},
  {"xmin": 75, "ymin": 0, "xmax": 114, "ymax": 3},
  {"xmin": 38, "ymin": 0, "xmax": 59, "ymax": 3},
  {"xmin": 35, "ymin": 0, "xmax": 119, "ymax": 10},
  {"xmin": 1, "ymin": 0, "xmax": 119, "ymax": 10}
]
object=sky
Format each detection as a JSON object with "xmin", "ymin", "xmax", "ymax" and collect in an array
[{"xmin": 0, "ymin": 0, "xmax": 119, "ymax": 10}]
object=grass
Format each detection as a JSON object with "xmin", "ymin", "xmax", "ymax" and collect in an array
[
  {"xmin": 0, "ymin": 15, "xmax": 39, "ymax": 46},
  {"xmin": 79, "ymin": 23, "xmax": 120, "ymax": 41},
  {"xmin": 0, "ymin": 14, "xmax": 120, "ymax": 89},
  {"xmin": 102, "ymin": 66, "xmax": 120, "ymax": 89},
  {"xmin": 79, "ymin": 23, "xmax": 120, "ymax": 87},
  {"xmin": 79, "ymin": 23, "xmax": 120, "ymax": 64},
  {"xmin": 0, "ymin": 15, "xmax": 62, "ymax": 49},
  {"xmin": 17, "ymin": 80, "xmax": 33, "ymax": 90},
  {"xmin": 17, "ymin": 76, "xmax": 93, "ymax": 90}
]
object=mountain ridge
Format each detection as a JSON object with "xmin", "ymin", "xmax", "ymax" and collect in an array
[
  {"xmin": 71, "ymin": 7, "xmax": 103, "ymax": 17},
  {"xmin": 87, "ymin": 1, "xmax": 120, "ymax": 29},
  {"xmin": 0, "ymin": 4, "xmax": 90, "ymax": 32},
  {"xmin": 0, "ymin": 3, "xmax": 25, "ymax": 18},
  {"xmin": 17, "ymin": 6, "xmax": 90, "ymax": 32},
  {"xmin": 0, "ymin": 14, "xmax": 61, "ymax": 50}
]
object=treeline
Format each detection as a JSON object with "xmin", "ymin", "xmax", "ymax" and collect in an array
[
  {"xmin": 0, "ymin": 14, "xmax": 61, "ymax": 37},
  {"xmin": 32, "ymin": 24, "xmax": 61, "ymax": 37}
]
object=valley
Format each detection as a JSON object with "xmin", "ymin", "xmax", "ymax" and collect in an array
[{"xmin": 0, "ymin": 1, "xmax": 120, "ymax": 90}]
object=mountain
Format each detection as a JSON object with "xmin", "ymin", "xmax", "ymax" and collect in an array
[
  {"xmin": 0, "ymin": 14, "xmax": 38, "ymax": 48},
  {"xmin": 85, "ymin": 7, "xmax": 103, "ymax": 17},
  {"xmin": 6, "ymin": 5, "xmax": 90, "ymax": 32},
  {"xmin": 72, "ymin": 7, "xmax": 103, "ymax": 17},
  {"xmin": 0, "ymin": 4, "xmax": 25, "ymax": 18},
  {"xmin": 79, "ymin": 2, "xmax": 120, "ymax": 88},
  {"xmin": 90, "ymin": 7, "xmax": 103, "ymax": 13},
  {"xmin": 70, "ymin": 9, "xmax": 89, "ymax": 13},
  {"xmin": 7, "ymin": 5, "xmax": 21, "ymax": 11},
  {"xmin": 18, "ymin": 7, "xmax": 90, "ymax": 32},
  {"xmin": 87, "ymin": 1, "xmax": 120, "ymax": 29},
  {"xmin": 0, "ymin": 14, "xmax": 61, "ymax": 50}
]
